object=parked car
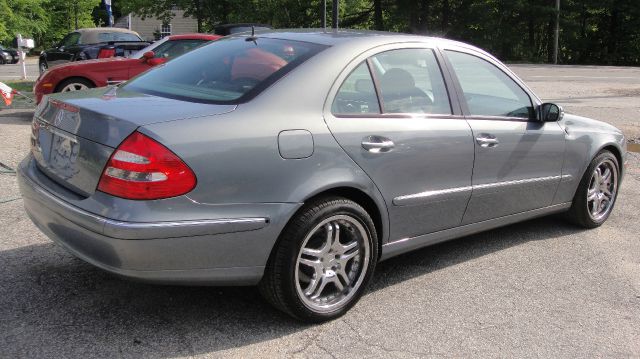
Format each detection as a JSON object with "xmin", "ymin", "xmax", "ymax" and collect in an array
[
  {"xmin": 213, "ymin": 23, "xmax": 272, "ymax": 36},
  {"xmin": 34, "ymin": 34, "xmax": 221, "ymax": 104},
  {"xmin": 18, "ymin": 30, "xmax": 626, "ymax": 322},
  {"xmin": 0, "ymin": 45, "xmax": 19, "ymax": 64},
  {"xmin": 38, "ymin": 28, "xmax": 150, "ymax": 74}
]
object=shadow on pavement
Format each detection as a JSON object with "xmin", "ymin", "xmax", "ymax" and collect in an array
[
  {"xmin": 0, "ymin": 215, "xmax": 583, "ymax": 357},
  {"xmin": 0, "ymin": 110, "xmax": 33, "ymax": 124}
]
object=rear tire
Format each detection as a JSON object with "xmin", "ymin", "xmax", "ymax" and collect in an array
[
  {"xmin": 566, "ymin": 150, "xmax": 620, "ymax": 228},
  {"xmin": 259, "ymin": 197, "xmax": 378, "ymax": 322}
]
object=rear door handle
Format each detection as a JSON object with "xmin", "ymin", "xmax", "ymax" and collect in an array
[
  {"xmin": 476, "ymin": 135, "xmax": 499, "ymax": 148},
  {"xmin": 362, "ymin": 135, "xmax": 395, "ymax": 153}
]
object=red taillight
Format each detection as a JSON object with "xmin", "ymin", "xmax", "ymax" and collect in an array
[
  {"xmin": 97, "ymin": 131, "xmax": 196, "ymax": 200},
  {"xmin": 97, "ymin": 47, "xmax": 116, "ymax": 58}
]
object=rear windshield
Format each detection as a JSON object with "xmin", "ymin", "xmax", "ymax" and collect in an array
[
  {"xmin": 97, "ymin": 32, "xmax": 142, "ymax": 42},
  {"xmin": 123, "ymin": 37, "xmax": 327, "ymax": 104}
]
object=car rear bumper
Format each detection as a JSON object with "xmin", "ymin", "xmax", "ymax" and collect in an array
[{"xmin": 18, "ymin": 155, "xmax": 298, "ymax": 285}]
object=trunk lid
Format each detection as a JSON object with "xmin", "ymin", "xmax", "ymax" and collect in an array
[{"xmin": 31, "ymin": 88, "xmax": 235, "ymax": 196}]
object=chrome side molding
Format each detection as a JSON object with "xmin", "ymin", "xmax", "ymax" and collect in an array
[
  {"xmin": 393, "ymin": 186, "xmax": 472, "ymax": 206},
  {"xmin": 394, "ymin": 175, "xmax": 565, "ymax": 206}
]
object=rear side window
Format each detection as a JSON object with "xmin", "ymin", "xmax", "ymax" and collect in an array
[
  {"xmin": 371, "ymin": 49, "xmax": 451, "ymax": 115},
  {"xmin": 332, "ymin": 48, "xmax": 451, "ymax": 116},
  {"xmin": 332, "ymin": 62, "xmax": 380, "ymax": 115},
  {"xmin": 124, "ymin": 38, "xmax": 327, "ymax": 104},
  {"xmin": 445, "ymin": 50, "xmax": 533, "ymax": 118}
]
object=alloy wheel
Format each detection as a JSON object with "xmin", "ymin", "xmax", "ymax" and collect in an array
[
  {"xmin": 61, "ymin": 83, "xmax": 89, "ymax": 92},
  {"xmin": 586, "ymin": 158, "xmax": 618, "ymax": 222},
  {"xmin": 294, "ymin": 214, "xmax": 370, "ymax": 313}
]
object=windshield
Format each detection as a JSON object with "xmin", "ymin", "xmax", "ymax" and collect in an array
[
  {"xmin": 123, "ymin": 37, "xmax": 327, "ymax": 104},
  {"xmin": 98, "ymin": 32, "xmax": 141, "ymax": 42},
  {"xmin": 131, "ymin": 37, "xmax": 168, "ymax": 58}
]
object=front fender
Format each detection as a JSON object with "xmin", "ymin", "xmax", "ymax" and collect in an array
[{"xmin": 553, "ymin": 114, "xmax": 625, "ymax": 204}]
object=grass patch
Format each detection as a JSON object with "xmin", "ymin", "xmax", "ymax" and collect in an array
[
  {"xmin": 3, "ymin": 80, "xmax": 34, "ymax": 93},
  {"xmin": 1, "ymin": 81, "xmax": 36, "ymax": 109}
]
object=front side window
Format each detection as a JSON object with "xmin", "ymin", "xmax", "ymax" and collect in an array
[
  {"xmin": 61, "ymin": 33, "xmax": 80, "ymax": 47},
  {"xmin": 124, "ymin": 37, "xmax": 327, "ymax": 104},
  {"xmin": 445, "ymin": 50, "xmax": 533, "ymax": 119},
  {"xmin": 371, "ymin": 48, "xmax": 451, "ymax": 115}
]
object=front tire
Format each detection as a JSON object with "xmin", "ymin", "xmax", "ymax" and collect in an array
[
  {"xmin": 260, "ymin": 197, "xmax": 378, "ymax": 322},
  {"xmin": 56, "ymin": 78, "xmax": 95, "ymax": 93},
  {"xmin": 566, "ymin": 150, "xmax": 620, "ymax": 228},
  {"xmin": 39, "ymin": 60, "xmax": 48, "ymax": 74}
]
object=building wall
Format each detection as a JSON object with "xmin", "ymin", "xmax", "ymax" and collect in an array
[{"xmin": 115, "ymin": 10, "xmax": 198, "ymax": 41}]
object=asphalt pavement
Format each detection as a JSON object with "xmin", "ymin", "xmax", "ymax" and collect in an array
[
  {"xmin": 0, "ymin": 64, "xmax": 639, "ymax": 358},
  {"xmin": 0, "ymin": 58, "xmax": 39, "ymax": 81}
]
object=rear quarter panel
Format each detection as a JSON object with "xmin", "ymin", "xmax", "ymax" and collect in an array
[{"xmin": 140, "ymin": 44, "xmax": 392, "ymax": 242}]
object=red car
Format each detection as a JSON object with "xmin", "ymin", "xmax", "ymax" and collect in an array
[{"xmin": 34, "ymin": 33, "xmax": 221, "ymax": 104}]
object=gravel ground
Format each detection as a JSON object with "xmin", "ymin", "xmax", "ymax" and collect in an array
[{"xmin": 0, "ymin": 65, "xmax": 639, "ymax": 358}]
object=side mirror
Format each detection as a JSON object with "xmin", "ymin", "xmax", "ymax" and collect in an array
[
  {"xmin": 142, "ymin": 51, "xmax": 155, "ymax": 60},
  {"xmin": 539, "ymin": 103, "xmax": 564, "ymax": 122}
]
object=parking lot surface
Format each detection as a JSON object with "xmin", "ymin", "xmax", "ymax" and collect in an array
[
  {"xmin": 1, "ymin": 65, "xmax": 639, "ymax": 358},
  {"xmin": 0, "ymin": 58, "xmax": 39, "ymax": 81}
]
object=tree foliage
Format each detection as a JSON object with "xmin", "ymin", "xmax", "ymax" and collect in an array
[
  {"xmin": 0, "ymin": 0, "xmax": 99, "ymax": 49},
  {"xmin": 2, "ymin": 0, "xmax": 639, "ymax": 65}
]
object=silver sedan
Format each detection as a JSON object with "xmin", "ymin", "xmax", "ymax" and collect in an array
[{"xmin": 18, "ymin": 30, "xmax": 626, "ymax": 322}]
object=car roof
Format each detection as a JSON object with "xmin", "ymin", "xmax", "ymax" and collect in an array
[
  {"xmin": 74, "ymin": 28, "xmax": 142, "ymax": 44},
  {"xmin": 76, "ymin": 28, "xmax": 140, "ymax": 34},
  {"xmin": 167, "ymin": 34, "xmax": 222, "ymax": 41},
  {"xmin": 238, "ymin": 28, "xmax": 482, "ymax": 53},
  {"xmin": 215, "ymin": 23, "xmax": 272, "ymax": 30}
]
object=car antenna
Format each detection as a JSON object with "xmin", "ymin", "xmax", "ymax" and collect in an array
[{"xmin": 245, "ymin": 25, "xmax": 258, "ymax": 44}]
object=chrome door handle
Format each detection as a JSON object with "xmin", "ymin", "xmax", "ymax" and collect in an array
[
  {"xmin": 362, "ymin": 135, "xmax": 395, "ymax": 153},
  {"xmin": 476, "ymin": 135, "xmax": 499, "ymax": 148}
]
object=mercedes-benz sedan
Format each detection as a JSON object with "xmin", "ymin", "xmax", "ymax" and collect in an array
[{"xmin": 18, "ymin": 30, "xmax": 626, "ymax": 322}]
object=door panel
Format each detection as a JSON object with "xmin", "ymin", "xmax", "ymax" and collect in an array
[
  {"xmin": 443, "ymin": 48, "xmax": 566, "ymax": 223},
  {"xmin": 462, "ymin": 120, "xmax": 565, "ymax": 224},
  {"xmin": 326, "ymin": 117, "xmax": 475, "ymax": 239},
  {"xmin": 325, "ymin": 48, "xmax": 474, "ymax": 240}
]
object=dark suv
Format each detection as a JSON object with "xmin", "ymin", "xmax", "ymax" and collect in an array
[{"xmin": 38, "ymin": 28, "xmax": 149, "ymax": 73}]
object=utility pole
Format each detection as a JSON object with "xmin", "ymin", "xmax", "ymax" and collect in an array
[
  {"xmin": 322, "ymin": 0, "xmax": 326, "ymax": 30},
  {"xmin": 553, "ymin": 0, "xmax": 560, "ymax": 64},
  {"xmin": 332, "ymin": 0, "xmax": 339, "ymax": 29}
]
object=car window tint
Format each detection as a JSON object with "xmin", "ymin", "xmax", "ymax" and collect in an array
[
  {"xmin": 370, "ymin": 49, "xmax": 451, "ymax": 115},
  {"xmin": 332, "ymin": 62, "xmax": 380, "ymax": 115},
  {"xmin": 124, "ymin": 37, "xmax": 327, "ymax": 104},
  {"xmin": 61, "ymin": 33, "xmax": 81, "ymax": 47},
  {"xmin": 445, "ymin": 50, "xmax": 533, "ymax": 119},
  {"xmin": 98, "ymin": 32, "xmax": 142, "ymax": 42},
  {"xmin": 152, "ymin": 39, "xmax": 207, "ymax": 58}
]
